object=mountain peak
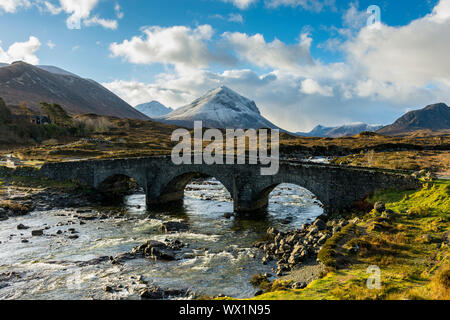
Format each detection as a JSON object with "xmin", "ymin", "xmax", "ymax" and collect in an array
[
  {"xmin": 378, "ymin": 102, "xmax": 450, "ymax": 135},
  {"xmin": 156, "ymin": 86, "xmax": 280, "ymax": 129},
  {"xmin": 424, "ymin": 102, "xmax": 448, "ymax": 111},
  {"xmin": 135, "ymin": 101, "xmax": 173, "ymax": 118}
]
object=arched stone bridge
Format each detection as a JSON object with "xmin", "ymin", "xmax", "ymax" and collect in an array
[{"xmin": 39, "ymin": 156, "xmax": 420, "ymax": 214}]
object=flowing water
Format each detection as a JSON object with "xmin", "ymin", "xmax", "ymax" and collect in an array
[{"xmin": 0, "ymin": 180, "xmax": 323, "ymax": 300}]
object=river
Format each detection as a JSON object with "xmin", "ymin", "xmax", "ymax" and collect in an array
[{"xmin": 0, "ymin": 179, "xmax": 323, "ymax": 300}]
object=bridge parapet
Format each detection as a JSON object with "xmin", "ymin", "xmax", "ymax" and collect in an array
[{"xmin": 38, "ymin": 156, "xmax": 421, "ymax": 215}]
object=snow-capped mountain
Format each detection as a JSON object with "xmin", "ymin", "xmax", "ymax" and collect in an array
[
  {"xmin": 297, "ymin": 123, "xmax": 383, "ymax": 138},
  {"xmin": 156, "ymin": 86, "xmax": 280, "ymax": 129},
  {"xmin": 135, "ymin": 101, "xmax": 173, "ymax": 118}
]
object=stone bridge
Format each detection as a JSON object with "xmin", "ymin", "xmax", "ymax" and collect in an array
[{"xmin": 39, "ymin": 156, "xmax": 420, "ymax": 214}]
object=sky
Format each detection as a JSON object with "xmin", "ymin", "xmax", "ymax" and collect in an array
[{"xmin": 0, "ymin": 0, "xmax": 449, "ymax": 132}]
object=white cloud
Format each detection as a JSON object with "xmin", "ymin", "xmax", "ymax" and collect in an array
[
  {"xmin": 342, "ymin": 2, "xmax": 368, "ymax": 30},
  {"xmin": 223, "ymin": 31, "xmax": 314, "ymax": 72},
  {"xmin": 301, "ymin": 78, "xmax": 333, "ymax": 96},
  {"xmin": 42, "ymin": 0, "xmax": 117, "ymax": 29},
  {"xmin": 228, "ymin": 13, "xmax": 244, "ymax": 23},
  {"xmin": 0, "ymin": 0, "xmax": 30, "ymax": 13},
  {"xmin": 83, "ymin": 15, "xmax": 117, "ymax": 29},
  {"xmin": 265, "ymin": 0, "xmax": 335, "ymax": 12},
  {"xmin": 431, "ymin": 0, "xmax": 450, "ymax": 21},
  {"xmin": 0, "ymin": 36, "xmax": 41, "ymax": 64},
  {"xmin": 114, "ymin": 2, "xmax": 123, "ymax": 19},
  {"xmin": 221, "ymin": 0, "xmax": 334, "ymax": 11},
  {"xmin": 221, "ymin": 0, "xmax": 258, "ymax": 10},
  {"xmin": 110, "ymin": 25, "xmax": 236, "ymax": 72},
  {"xmin": 47, "ymin": 40, "xmax": 55, "ymax": 49},
  {"xmin": 344, "ymin": 0, "xmax": 450, "ymax": 97},
  {"xmin": 211, "ymin": 13, "xmax": 244, "ymax": 23},
  {"xmin": 105, "ymin": 0, "xmax": 450, "ymax": 132},
  {"xmin": 44, "ymin": 1, "xmax": 62, "ymax": 14}
]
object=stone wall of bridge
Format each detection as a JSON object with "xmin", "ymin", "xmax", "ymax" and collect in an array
[{"xmin": 38, "ymin": 157, "xmax": 421, "ymax": 215}]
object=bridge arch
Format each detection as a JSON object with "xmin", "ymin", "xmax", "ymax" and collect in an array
[
  {"xmin": 94, "ymin": 170, "xmax": 147, "ymax": 192},
  {"xmin": 236, "ymin": 177, "xmax": 331, "ymax": 213},
  {"xmin": 97, "ymin": 174, "xmax": 143, "ymax": 195},
  {"xmin": 146, "ymin": 169, "xmax": 235, "ymax": 207}
]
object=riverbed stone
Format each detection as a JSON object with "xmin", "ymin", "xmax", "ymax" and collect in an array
[
  {"xmin": 160, "ymin": 221, "xmax": 188, "ymax": 233},
  {"xmin": 313, "ymin": 219, "xmax": 327, "ymax": 231},
  {"xmin": 31, "ymin": 230, "xmax": 44, "ymax": 236},
  {"xmin": 374, "ymin": 202, "xmax": 386, "ymax": 213},
  {"xmin": 17, "ymin": 224, "xmax": 29, "ymax": 230}
]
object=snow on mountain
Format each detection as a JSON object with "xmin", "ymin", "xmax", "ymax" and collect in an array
[
  {"xmin": 135, "ymin": 101, "xmax": 173, "ymax": 118},
  {"xmin": 297, "ymin": 123, "xmax": 383, "ymax": 138},
  {"xmin": 156, "ymin": 86, "xmax": 280, "ymax": 129}
]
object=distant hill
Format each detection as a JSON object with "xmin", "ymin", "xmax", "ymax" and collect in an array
[
  {"xmin": 0, "ymin": 61, "xmax": 149, "ymax": 120},
  {"xmin": 156, "ymin": 86, "xmax": 281, "ymax": 129},
  {"xmin": 297, "ymin": 123, "xmax": 383, "ymax": 138},
  {"xmin": 135, "ymin": 101, "xmax": 173, "ymax": 118},
  {"xmin": 378, "ymin": 103, "xmax": 450, "ymax": 135}
]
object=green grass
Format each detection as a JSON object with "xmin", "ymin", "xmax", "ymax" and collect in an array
[
  {"xmin": 6, "ymin": 175, "xmax": 78, "ymax": 190},
  {"xmin": 250, "ymin": 180, "xmax": 450, "ymax": 300}
]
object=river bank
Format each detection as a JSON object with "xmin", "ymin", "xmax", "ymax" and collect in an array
[{"xmin": 250, "ymin": 180, "xmax": 449, "ymax": 300}]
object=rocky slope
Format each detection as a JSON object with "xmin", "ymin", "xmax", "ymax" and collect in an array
[
  {"xmin": 378, "ymin": 103, "xmax": 450, "ymax": 135},
  {"xmin": 0, "ymin": 62, "xmax": 148, "ymax": 120}
]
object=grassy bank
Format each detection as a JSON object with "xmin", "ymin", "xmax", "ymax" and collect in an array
[
  {"xmin": 252, "ymin": 180, "xmax": 449, "ymax": 300},
  {"xmin": 0, "ymin": 175, "xmax": 79, "ymax": 195}
]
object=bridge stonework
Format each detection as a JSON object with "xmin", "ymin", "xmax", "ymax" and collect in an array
[{"xmin": 39, "ymin": 156, "xmax": 421, "ymax": 214}]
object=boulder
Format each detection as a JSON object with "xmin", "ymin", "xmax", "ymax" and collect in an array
[
  {"xmin": 160, "ymin": 221, "xmax": 188, "ymax": 233},
  {"xmin": 374, "ymin": 202, "xmax": 386, "ymax": 213},
  {"xmin": 291, "ymin": 282, "xmax": 307, "ymax": 290},
  {"xmin": 140, "ymin": 287, "xmax": 164, "ymax": 300},
  {"xmin": 150, "ymin": 247, "xmax": 176, "ymax": 261},
  {"xmin": 17, "ymin": 224, "xmax": 29, "ymax": 230},
  {"xmin": 31, "ymin": 230, "xmax": 44, "ymax": 236},
  {"xmin": 313, "ymin": 219, "xmax": 327, "ymax": 231}
]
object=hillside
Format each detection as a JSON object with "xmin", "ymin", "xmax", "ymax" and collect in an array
[
  {"xmin": 378, "ymin": 103, "xmax": 450, "ymax": 135},
  {"xmin": 0, "ymin": 62, "xmax": 148, "ymax": 120}
]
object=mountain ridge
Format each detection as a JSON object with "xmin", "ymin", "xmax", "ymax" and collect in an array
[
  {"xmin": 377, "ymin": 103, "xmax": 450, "ymax": 135},
  {"xmin": 0, "ymin": 61, "xmax": 149, "ymax": 120},
  {"xmin": 156, "ymin": 86, "xmax": 281, "ymax": 130},
  {"xmin": 297, "ymin": 123, "xmax": 383, "ymax": 138}
]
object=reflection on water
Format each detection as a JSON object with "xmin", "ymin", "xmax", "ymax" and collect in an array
[{"xmin": 0, "ymin": 179, "xmax": 323, "ymax": 300}]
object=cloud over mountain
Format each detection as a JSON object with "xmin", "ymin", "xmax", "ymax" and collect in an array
[{"xmin": 104, "ymin": 0, "xmax": 450, "ymax": 132}]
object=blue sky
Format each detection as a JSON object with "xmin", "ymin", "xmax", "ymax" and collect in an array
[{"xmin": 0, "ymin": 0, "xmax": 449, "ymax": 131}]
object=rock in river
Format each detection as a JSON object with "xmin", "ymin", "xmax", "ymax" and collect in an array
[
  {"xmin": 160, "ymin": 221, "xmax": 188, "ymax": 233},
  {"xmin": 31, "ymin": 230, "xmax": 44, "ymax": 236}
]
